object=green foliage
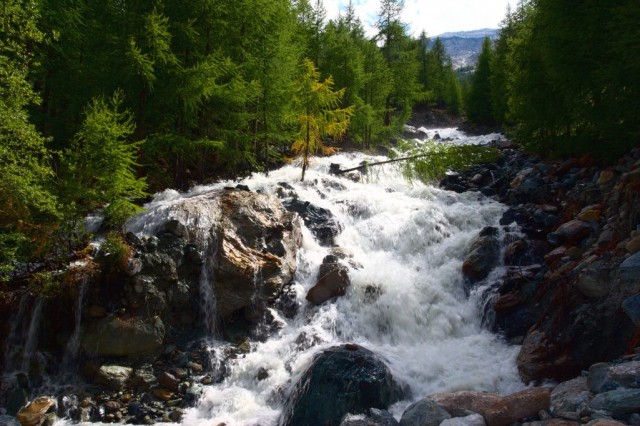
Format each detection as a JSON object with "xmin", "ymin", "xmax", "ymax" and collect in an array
[
  {"xmin": 465, "ymin": 37, "xmax": 495, "ymax": 126},
  {"xmin": 397, "ymin": 141, "xmax": 503, "ymax": 184},
  {"xmin": 0, "ymin": 0, "xmax": 60, "ymax": 276},
  {"xmin": 99, "ymin": 231, "xmax": 133, "ymax": 272},
  {"xmin": 291, "ymin": 59, "xmax": 354, "ymax": 181},
  {"xmin": 28, "ymin": 271, "xmax": 63, "ymax": 298},
  {"xmin": 493, "ymin": 0, "xmax": 640, "ymax": 159},
  {"xmin": 62, "ymin": 91, "xmax": 147, "ymax": 227}
]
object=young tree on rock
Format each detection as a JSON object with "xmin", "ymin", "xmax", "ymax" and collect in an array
[{"xmin": 291, "ymin": 59, "xmax": 353, "ymax": 181}]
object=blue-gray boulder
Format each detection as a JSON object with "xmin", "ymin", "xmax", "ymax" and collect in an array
[
  {"xmin": 279, "ymin": 345, "xmax": 404, "ymax": 426},
  {"xmin": 399, "ymin": 399, "xmax": 451, "ymax": 426}
]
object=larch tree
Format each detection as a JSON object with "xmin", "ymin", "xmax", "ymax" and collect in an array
[{"xmin": 291, "ymin": 59, "xmax": 353, "ymax": 181}]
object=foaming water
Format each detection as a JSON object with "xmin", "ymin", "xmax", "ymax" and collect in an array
[
  {"xmin": 108, "ymin": 131, "xmax": 524, "ymax": 425},
  {"xmin": 121, "ymin": 148, "xmax": 522, "ymax": 424}
]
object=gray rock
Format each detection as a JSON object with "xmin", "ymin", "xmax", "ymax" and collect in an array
[
  {"xmin": 588, "ymin": 363, "xmax": 612, "ymax": 394},
  {"xmin": 551, "ymin": 377, "xmax": 592, "ymax": 414},
  {"xmin": 279, "ymin": 345, "xmax": 404, "ymax": 426},
  {"xmin": 399, "ymin": 399, "xmax": 451, "ymax": 426},
  {"xmin": 622, "ymin": 294, "xmax": 640, "ymax": 326},
  {"xmin": 96, "ymin": 366, "xmax": 133, "ymax": 391},
  {"xmin": 341, "ymin": 409, "xmax": 400, "ymax": 425},
  {"xmin": 575, "ymin": 270, "xmax": 611, "ymax": 299},
  {"xmin": 589, "ymin": 389, "xmax": 640, "ymax": 416},
  {"xmin": 213, "ymin": 191, "xmax": 302, "ymax": 319},
  {"xmin": 0, "ymin": 415, "xmax": 20, "ymax": 426},
  {"xmin": 82, "ymin": 316, "xmax": 165, "ymax": 357},
  {"xmin": 164, "ymin": 219, "xmax": 188, "ymax": 238},
  {"xmin": 306, "ymin": 256, "xmax": 351, "ymax": 305},
  {"xmin": 462, "ymin": 235, "xmax": 500, "ymax": 282},
  {"xmin": 440, "ymin": 414, "xmax": 486, "ymax": 426},
  {"xmin": 621, "ymin": 252, "xmax": 640, "ymax": 269}
]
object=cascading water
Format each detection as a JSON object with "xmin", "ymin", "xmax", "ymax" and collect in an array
[
  {"xmin": 61, "ymin": 277, "xmax": 90, "ymax": 374},
  {"xmin": 122, "ymin": 129, "xmax": 524, "ymax": 425}
]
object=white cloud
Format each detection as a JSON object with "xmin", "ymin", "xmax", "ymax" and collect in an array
[{"xmin": 323, "ymin": 0, "xmax": 517, "ymax": 37}]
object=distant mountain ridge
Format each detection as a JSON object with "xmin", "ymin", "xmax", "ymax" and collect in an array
[{"xmin": 431, "ymin": 28, "xmax": 499, "ymax": 69}]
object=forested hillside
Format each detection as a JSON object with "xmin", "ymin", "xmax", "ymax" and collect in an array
[
  {"xmin": 1, "ymin": 0, "xmax": 639, "ymax": 287},
  {"xmin": 464, "ymin": 0, "xmax": 640, "ymax": 159}
]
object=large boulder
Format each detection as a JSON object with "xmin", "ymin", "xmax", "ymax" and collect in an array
[
  {"xmin": 283, "ymin": 198, "xmax": 342, "ymax": 246},
  {"xmin": 306, "ymin": 254, "xmax": 351, "ymax": 305},
  {"xmin": 428, "ymin": 388, "xmax": 551, "ymax": 426},
  {"xmin": 81, "ymin": 315, "xmax": 165, "ymax": 357},
  {"xmin": 463, "ymin": 228, "xmax": 500, "ymax": 283},
  {"xmin": 213, "ymin": 190, "xmax": 302, "ymax": 318},
  {"xmin": 95, "ymin": 365, "xmax": 133, "ymax": 391},
  {"xmin": 279, "ymin": 344, "xmax": 404, "ymax": 426}
]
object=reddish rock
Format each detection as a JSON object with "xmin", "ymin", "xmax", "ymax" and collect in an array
[
  {"xmin": 544, "ymin": 246, "xmax": 568, "ymax": 265},
  {"xmin": 625, "ymin": 236, "xmax": 640, "ymax": 254},
  {"xmin": 493, "ymin": 294, "xmax": 522, "ymax": 312},
  {"xmin": 429, "ymin": 388, "xmax": 551, "ymax": 426},
  {"xmin": 157, "ymin": 372, "xmax": 180, "ymax": 392},
  {"xmin": 598, "ymin": 170, "xmax": 615, "ymax": 186},
  {"xmin": 504, "ymin": 240, "xmax": 527, "ymax": 265},
  {"xmin": 429, "ymin": 391, "xmax": 502, "ymax": 417},
  {"xmin": 555, "ymin": 220, "xmax": 591, "ymax": 243},
  {"xmin": 152, "ymin": 387, "xmax": 173, "ymax": 401},
  {"xmin": 576, "ymin": 208, "xmax": 601, "ymax": 222},
  {"xmin": 16, "ymin": 397, "xmax": 56, "ymax": 426},
  {"xmin": 597, "ymin": 229, "xmax": 616, "ymax": 248},
  {"xmin": 565, "ymin": 247, "xmax": 583, "ymax": 261},
  {"xmin": 482, "ymin": 387, "xmax": 551, "ymax": 426},
  {"xmin": 585, "ymin": 420, "xmax": 627, "ymax": 426},
  {"xmin": 306, "ymin": 256, "xmax": 351, "ymax": 305}
]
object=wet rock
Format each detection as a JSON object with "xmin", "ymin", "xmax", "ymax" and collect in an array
[
  {"xmin": 589, "ymin": 389, "xmax": 640, "ymax": 416},
  {"xmin": 213, "ymin": 190, "xmax": 302, "ymax": 319},
  {"xmin": 626, "ymin": 237, "xmax": 640, "ymax": 254},
  {"xmin": 16, "ymin": 397, "xmax": 56, "ymax": 426},
  {"xmin": 152, "ymin": 388, "xmax": 174, "ymax": 402},
  {"xmin": 279, "ymin": 344, "xmax": 404, "ymax": 426},
  {"xmin": 429, "ymin": 391, "xmax": 502, "ymax": 418},
  {"xmin": 306, "ymin": 255, "xmax": 351, "ymax": 305},
  {"xmin": 555, "ymin": 220, "xmax": 591, "ymax": 243},
  {"xmin": 622, "ymin": 294, "xmax": 640, "ymax": 326},
  {"xmin": 440, "ymin": 414, "xmax": 487, "ymax": 426},
  {"xmin": 430, "ymin": 388, "xmax": 550, "ymax": 426},
  {"xmin": 550, "ymin": 377, "xmax": 592, "ymax": 414},
  {"xmin": 164, "ymin": 219, "xmax": 189, "ymax": 239},
  {"xmin": 341, "ymin": 408, "xmax": 400, "ymax": 426},
  {"xmin": 482, "ymin": 388, "xmax": 551, "ymax": 426},
  {"xmin": 398, "ymin": 399, "xmax": 451, "ymax": 426},
  {"xmin": 95, "ymin": 366, "xmax": 133, "ymax": 391},
  {"xmin": 156, "ymin": 372, "xmax": 180, "ymax": 392},
  {"xmin": 0, "ymin": 415, "xmax": 20, "ymax": 426},
  {"xmin": 82, "ymin": 315, "xmax": 165, "ymax": 357},
  {"xmin": 462, "ymin": 234, "xmax": 500, "ymax": 282},
  {"xmin": 574, "ymin": 269, "xmax": 611, "ymax": 299},
  {"xmin": 283, "ymin": 198, "xmax": 342, "ymax": 246}
]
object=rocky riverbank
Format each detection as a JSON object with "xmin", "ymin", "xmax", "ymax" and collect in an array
[{"xmin": 1, "ymin": 139, "xmax": 639, "ymax": 426}]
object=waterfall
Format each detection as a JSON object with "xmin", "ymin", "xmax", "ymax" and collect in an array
[
  {"xmin": 2, "ymin": 293, "xmax": 31, "ymax": 377},
  {"xmin": 199, "ymin": 237, "xmax": 220, "ymax": 337},
  {"xmin": 20, "ymin": 298, "xmax": 45, "ymax": 372},
  {"xmin": 170, "ymin": 130, "xmax": 524, "ymax": 426},
  {"xmin": 61, "ymin": 277, "xmax": 89, "ymax": 374},
  {"xmin": 126, "ymin": 190, "xmax": 223, "ymax": 337}
]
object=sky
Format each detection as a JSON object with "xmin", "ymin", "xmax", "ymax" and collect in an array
[{"xmin": 323, "ymin": 0, "xmax": 518, "ymax": 37}]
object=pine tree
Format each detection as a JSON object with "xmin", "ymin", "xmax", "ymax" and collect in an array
[
  {"xmin": 62, "ymin": 91, "xmax": 147, "ymax": 227},
  {"xmin": 0, "ymin": 0, "xmax": 60, "ymax": 276},
  {"xmin": 465, "ymin": 37, "xmax": 495, "ymax": 126},
  {"xmin": 291, "ymin": 59, "xmax": 353, "ymax": 181}
]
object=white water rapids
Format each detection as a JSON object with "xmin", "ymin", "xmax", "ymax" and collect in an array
[{"xmin": 123, "ymin": 129, "xmax": 525, "ymax": 425}]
